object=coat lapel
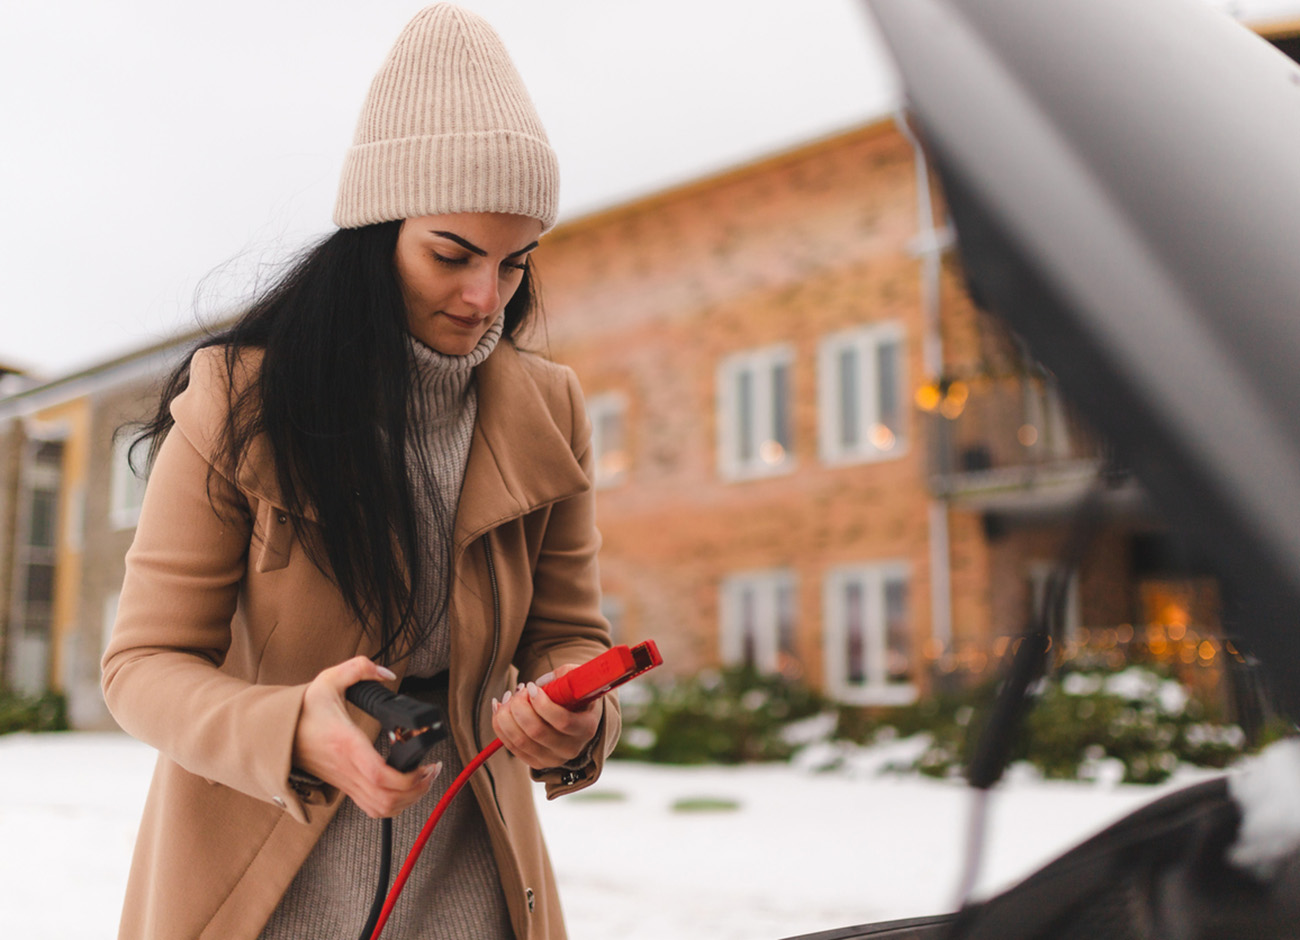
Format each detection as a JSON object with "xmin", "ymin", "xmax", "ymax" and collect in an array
[{"xmin": 454, "ymin": 342, "xmax": 590, "ymax": 549}]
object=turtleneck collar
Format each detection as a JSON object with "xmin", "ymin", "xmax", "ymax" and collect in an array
[
  {"xmin": 405, "ymin": 316, "xmax": 505, "ymax": 419},
  {"xmin": 407, "ymin": 315, "xmax": 505, "ymax": 376}
]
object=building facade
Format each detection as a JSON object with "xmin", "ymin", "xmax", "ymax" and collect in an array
[
  {"xmin": 532, "ymin": 118, "xmax": 1209, "ymax": 705},
  {"xmin": 16, "ymin": 44, "xmax": 1300, "ymax": 720},
  {"xmin": 0, "ymin": 343, "xmax": 184, "ymax": 726},
  {"xmin": 534, "ymin": 120, "xmax": 973, "ymax": 703}
]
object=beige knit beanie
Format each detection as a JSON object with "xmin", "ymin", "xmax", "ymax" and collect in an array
[{"xmin": 334, "ymin": 4, "xmax": 559, "ymax": 230}]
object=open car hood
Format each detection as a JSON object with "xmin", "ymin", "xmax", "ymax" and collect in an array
[{"xmin": 866, "ymin": 0, "xmax": 1300, "ymax": 717}]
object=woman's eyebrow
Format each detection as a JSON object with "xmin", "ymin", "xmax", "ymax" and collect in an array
[{"xmin": 430, "ymin": 231, "xmax": 538, "ymax": 259}]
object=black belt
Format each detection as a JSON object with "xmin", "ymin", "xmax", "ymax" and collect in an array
[{"xmin": 398, "ymin": 670, "xmax": 448, "ymax": 699}]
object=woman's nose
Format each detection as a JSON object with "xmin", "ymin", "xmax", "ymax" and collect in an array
[{"xmin": 462, "ymin": 268, "xmax": 500, "ymax": 314}]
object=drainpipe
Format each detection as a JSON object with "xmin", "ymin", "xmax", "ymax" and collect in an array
[{"xmin": 895, "ymin": 109, "xmax": 954, "ymax": 656}]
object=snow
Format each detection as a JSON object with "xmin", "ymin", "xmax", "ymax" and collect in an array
[
  {"xmin": 1228, "ymin": 738, "xmax": 1300, "ymax": 879},
  {"xmin": 1099, "ymin": 667, "xmax": 1190, "ymax": 715},
  {"xmin": 0, "ymin": 731, "xmax": 1222, "ymax": 940}
]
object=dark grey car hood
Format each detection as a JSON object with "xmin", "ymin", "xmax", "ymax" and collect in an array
[{"xmin": 866, "ymin": 0, "xmax": 1300, "ymax": 715}]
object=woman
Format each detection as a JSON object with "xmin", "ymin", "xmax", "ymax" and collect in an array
[{"xmin": 101, "ymin": 6, "xmax": 617, "ymax": 939}]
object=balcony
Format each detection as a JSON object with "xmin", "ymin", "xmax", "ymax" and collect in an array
[{"xmin": 921, "ymin": 374, "xmax": 1121, "ymax": 512}]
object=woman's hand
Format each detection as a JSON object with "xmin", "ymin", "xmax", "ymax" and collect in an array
[
  {"xmin": 491, "ymin": 663, "xmax": 602, "ymax": 771},
  {"xmin": 292, "ymin": 656, "xmax": 441, "ymax": 819}
]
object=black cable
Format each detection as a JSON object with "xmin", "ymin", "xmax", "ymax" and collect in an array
[
  {"xmin": 357, "ymin": 817, "xmax": 393, "ymax": 940},
  {"xmin": 343, "ymin": 679, "xmax": 448, "ymax": 940}
]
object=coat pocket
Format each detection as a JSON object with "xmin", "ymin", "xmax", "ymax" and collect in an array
[{"xmin": 252, "ymin": 500, "xmax": 294, "ymax": 573}]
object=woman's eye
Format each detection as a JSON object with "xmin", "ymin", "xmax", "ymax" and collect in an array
[
  {"xmin": 432, "ymin": 252, "xmax": 468, "ymax": 267},
  {"xmin": 501, "ymin": 260, "xmax": 528, "ymax": 275}
]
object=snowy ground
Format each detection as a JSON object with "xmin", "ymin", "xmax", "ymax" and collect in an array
[{"xmin": 0, "ymin": 732, "xmax": 1222, "ymax": 940}]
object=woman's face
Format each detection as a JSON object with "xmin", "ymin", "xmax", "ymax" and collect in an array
[{"xmin": 394, "ymin": 212, "xmax": 542, "ymax": 356}]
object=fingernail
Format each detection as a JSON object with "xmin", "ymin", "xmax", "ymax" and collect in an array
[
  {"xmin": 527, "ymin": 682, "xmax": 540, "ymax": 697},
  {"xmin": 517, "ymin": 682, "xmax": 526, "ymax": 692},
  {"xmin": 502, "ymin": 690, "xmax": 512, "ymax": 705},
  {"xmin": 492, "ymin": 697, "xmax": 500, "ymax": 713},
  {"xmin": 424, "ymin": 761, "xmax": 442, "ymax": 780},
  {"xmin": 377, "ymin": 666, "xmax": 397, "ymax": 680},
  {"xmin": 536, "ymin": 671, "xmax": 555, "ymax": 686}
]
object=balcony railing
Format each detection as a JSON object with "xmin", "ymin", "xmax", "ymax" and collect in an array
[{"xmin": 922, "ymin": 374, "xmax": 1109, "ymax": 508}]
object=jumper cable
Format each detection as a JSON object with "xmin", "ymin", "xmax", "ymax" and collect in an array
[{"xmin": 353, "ymin": 640, "xmax": 663, "ymax": 940}]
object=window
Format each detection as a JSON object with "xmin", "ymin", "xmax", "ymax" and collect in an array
[
  {"xmin": 587, "ymin": 392, "xmax": 629, "ymax": 488},
  {"xmin": 110, "ymin": 435, "xmax": 148, "ymax": 530},
  {"xmin": 102, "ymin": 592, "xmax": 121, "ymax": 658},
  {"xmin": 818, "ymin": 323, "xmax": 906, "ymax": 464},
  {"xmin": 1022, "ymin": 376, "xmax": 1073, "ymax": 460},
  {"xmin": 7, "ymin": 439, "xmax": 63, "ymax": 695},
  {"xmin": 720, "ymin": 569, "xmax": 797, "ymax": 674},
  {"xmin": 824, "ymin": 563, "xmax": 915, "ymax": 704},
  {"xmin": 717, "ymin": 346, "xmax": 794, "ymax": 480}
]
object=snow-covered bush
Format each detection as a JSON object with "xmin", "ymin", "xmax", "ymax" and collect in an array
[
  {"xmin": 612, "ymin": 666, "xmax": 825, "ymax": 764},
  {"xmin": 612, "ymin": 662, "xmax": 1280, "ymax": 783},
  {"xmin": 899, "ymin": 664, "xmax": 1260, "ymax": 784}
]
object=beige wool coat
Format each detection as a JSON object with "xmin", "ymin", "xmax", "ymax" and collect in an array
[{"xmin": 102, "ymin": 341, "xmax": 619, "ymax": 940}]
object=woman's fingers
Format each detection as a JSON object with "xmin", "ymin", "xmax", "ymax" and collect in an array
[
  {"xmin": 293, "ymin": 656, "xmax": 441, "ymax": 817},
  {"xmin": 322, "ymin": 655, "xmax": 398, "ymax": 694},
  {"xmin": 351, "ymin": 760, "xmax": 442, "ymax": 819},
  {"xmin": 492, "ymin": 673, "xmax": 601, "ymax": 770}
]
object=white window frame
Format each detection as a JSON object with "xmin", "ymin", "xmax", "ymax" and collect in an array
[
  {"xmin": 1023, "ymin": 376, "xmax": 1073, "ymax": 459},
  {"xmin": 823, "ymin": 562, "xmax": 916, "ymax": 705},
  {"xmin": 717, "ymin": 345, "xmax": 795, "ymax": 481},
  {"xmin": 102, "ymin": 591, "xmax": 121, "ymax": 658},
  {"xmin": 110, "ymin": 436, "xmax": 148, "ymax": 530},
  {"xmin": 818, "ymin": 322, "xmax": 908, "ymax": 465},
  {"xmin": 587, "ymin": 392, "xmax": 629, "ymax": 488},
  {"xmin": 7, "ymin": 437, "xmax": 64, "ymax": 696},
  {"xmin": 719, "ymin": 569, "xmax": 797, "ymax": 674}
]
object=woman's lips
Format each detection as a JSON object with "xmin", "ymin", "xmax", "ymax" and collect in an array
[{"xmin": 441, "ymin": 313, "xmax": 482, "ymax": 328}]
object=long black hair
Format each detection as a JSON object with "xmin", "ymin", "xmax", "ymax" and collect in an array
[{"xmin": 132, "ymin": 220, "xmax": 540, "ymax": 665}]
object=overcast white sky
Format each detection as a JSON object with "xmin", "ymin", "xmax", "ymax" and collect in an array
[
  {"xmin": 0, "ymin": 1, "xmax": 900, "ymax": 377},
  {"xmin": 4, "ymin": 0, "xmax": 1295, "ymax": 378}
]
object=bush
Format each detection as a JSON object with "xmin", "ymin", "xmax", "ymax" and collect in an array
[
  {"xmin": 614, "ymin": 660, "xmax": 1283, "ymax": 784},
  {"xmin": 898, "ymin": 665, "xmax": 1277, "ymax": 784},
  {"xmin": 0, "ymin": 690, "xmax": 68, "ymax": 735},
  {"xmin": 614, "ymin": 665, "xmax": 825, "ymax": 764}
]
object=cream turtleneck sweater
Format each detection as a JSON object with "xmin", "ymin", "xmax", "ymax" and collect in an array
[{"xmin": 259, "ymin": 319, "xmax": 513, "ymax": 940}]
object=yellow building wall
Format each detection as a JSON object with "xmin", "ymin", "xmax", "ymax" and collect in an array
[{"xmin": 28, "ymin": 397, "xmax": 90, "ymax": 692}]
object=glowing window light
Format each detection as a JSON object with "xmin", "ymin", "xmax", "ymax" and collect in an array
[
  {"xmin": 868, "ymin": 423, "xmax": 896, "ymax": 451},
  {"xmin": 759, "ymin": 440, "xmax": 786, "ymax": 465}
]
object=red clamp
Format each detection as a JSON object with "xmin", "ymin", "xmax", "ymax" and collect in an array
[{"xmin": 542, "ymin": 640, "xmax": 663, "ymax": 709}]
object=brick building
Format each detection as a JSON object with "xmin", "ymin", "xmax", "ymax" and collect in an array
[
  {"xmin": 532, "ymin": 117, "xmax": 1186, "ymax": 705},
  {"xmin": 14, "ymin": 39, "xmax": 1300, "ymax": 720}
]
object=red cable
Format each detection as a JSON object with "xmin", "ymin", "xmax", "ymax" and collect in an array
[
  {"xmin": 367, "ymin": 738, "xmax": 504, "ymax": 940},
  {"xmin": 364, "ymin": 643, "xmax": 662, "ymax": 939}
]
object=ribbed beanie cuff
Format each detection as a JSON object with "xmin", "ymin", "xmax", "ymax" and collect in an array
[{"xmin": 334, "ymin": 4, "xmax": 559, "ymax": 231}]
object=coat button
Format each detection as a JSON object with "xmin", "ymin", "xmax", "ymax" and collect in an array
[
  {"xmin": 272, "ymin": 796, "xmax": 286, "ymax": 809},
  {"xmin": 277, "ymin": 513, "xmax": 287, "ymax": 524},
  {"xmin": 526, "ymin": 888, "xmax": 535, "ymax": 912}
]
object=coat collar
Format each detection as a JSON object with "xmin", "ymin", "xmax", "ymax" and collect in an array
[
  {"xmin": 176, "ymin": 343, "xmax": 588, "ymax": 537},
  {"xmin": 453, "ymin": 341, "xmax": 591, "ymax": 549}
]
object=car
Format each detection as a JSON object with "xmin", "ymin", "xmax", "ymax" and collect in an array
[{"xmin": 784, "ymin": 0, "xmax": 1300, "ymax": 936}]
